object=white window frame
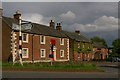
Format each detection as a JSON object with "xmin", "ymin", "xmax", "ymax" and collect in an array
[
  {"xmin": 40, "ymin": 35, "xmax": 46, "ymax": 44},
  {"xmin": 22, "ymin": 48, "xmax": 29, "ymax": 58},
  {"xmin": 60, "ymin": 50, "xmax": 64, "ymax": 58},
  {"xmin": 22, "ymin": 33, "xmax": 28, "ymax": 43},
  {"xmin": 40, "ymin": 49, "xmax": 46, "ymax": 58},
  {"xmin": 60, "ymin": 38, "xmax": 64, "ymax": 45},
  {"xmin": 83, "ymin": 44, "xmax": 84, "ymax": 48}
]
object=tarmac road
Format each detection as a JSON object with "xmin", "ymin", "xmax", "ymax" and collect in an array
[{"xmin": 1, "ymin": 62, "xmax": 120, "ymax": 79}]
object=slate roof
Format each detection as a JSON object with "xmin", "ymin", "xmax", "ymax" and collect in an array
[
  {"xmin": 2, "ymin": 16, "xmax": 67, "ymax": 38},
  {"xmin": 92, "ymin": 42, "xmax": 107, "ymax": 48},
  {"xmin": 61, "ymin": 31, "xmax": 90, "ymax": 42},
  {"xmin": 3, "ymin": 16, "xmax": 90, "ymax": 42}
]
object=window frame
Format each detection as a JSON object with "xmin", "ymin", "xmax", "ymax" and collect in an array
[
  {"xmin": 60, "ymin": 50, "xmax": 64, "ymax": 58},
  {"xmin": 22, "ymin": 48, "xmax": 29, "ymax": 58},
  {"xmin": 60, "ymin": 38, "xmax": 64, "ymax": 45},
  {"xmin": 40, "ymin": 49, "xmax": 46, "ymax": 58},
  {"xmin": 40, "ymin": 35, "xmax": 46, "ymax": 44},
  {"xmin": 22, "ymin": 33, "xmax": 28, "ymax": 43}
]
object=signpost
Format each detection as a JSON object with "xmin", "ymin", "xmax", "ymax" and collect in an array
[{"xmin": 12, "ymin": 19, "xmax": 32, "ymax": 66}]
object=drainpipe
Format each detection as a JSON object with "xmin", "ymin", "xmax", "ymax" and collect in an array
[{"xmin": 32, "ymin": 34, "xmax": 34, "ymax": 63}]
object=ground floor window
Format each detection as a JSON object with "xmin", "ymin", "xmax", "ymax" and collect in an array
[
  {"xmin": 40, "ymin": 49, "xmax": 46, "ymax": 58},
  {"xmin": 60, "ymin": 50, "xmax": 64, "ymax": 57},
  {"xmin": 22, "ymin": 48, "xmax": 29, "ymax": 58}
]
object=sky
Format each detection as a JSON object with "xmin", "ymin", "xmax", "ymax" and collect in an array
[{"xmin": 2, "ymin": 2, "xmax": 119, "ymax": 46}]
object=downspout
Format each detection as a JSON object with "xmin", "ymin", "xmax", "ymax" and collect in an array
[{"xmin": 32, "ymin": 34, "xmax": 34, "ymax": 63}]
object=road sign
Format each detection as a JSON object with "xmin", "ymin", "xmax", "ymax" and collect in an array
[{"xmin": 12, "ymin": 22, "xmax": 32, "ymax": 31}]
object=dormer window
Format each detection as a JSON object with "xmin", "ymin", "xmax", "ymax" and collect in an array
[
  {"xmin": 22, "ymin": 33, "xmax": 28, "ymax": 43},
  {"xmin": 40, "ymin": 35, "xmax": 45, "ymax": 44}
]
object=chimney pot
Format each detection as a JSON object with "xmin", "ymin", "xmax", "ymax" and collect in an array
[
  {"xmin": 75, "ymin": 30, "xmax": 80, "ymax": 35},
  {"xmin": 49, "ymin": 19, "xmax": 55, "ymax": 29},
  {"xmin": 13, "ymin": 10, "xmax": 21, "ymax": 23}
]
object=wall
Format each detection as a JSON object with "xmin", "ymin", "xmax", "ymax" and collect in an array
[
  {"xmin": 2, "ymin": 20, "xmax": 12, "ymax": 61},
  {"xmin": 15, "ymin": 32, "xmax": 69, "ymax": 62}
]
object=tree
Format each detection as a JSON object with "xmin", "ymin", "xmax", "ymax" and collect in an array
[
  {"xmin": 91, "ymin": 36, "xmax": 108, "ymax": 47},
  {"xmin": 112, "ymin": 38, "xmax": 120, "ymax": 57}
]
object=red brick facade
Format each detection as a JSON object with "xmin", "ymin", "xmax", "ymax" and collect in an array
[
  {"xmin": 93, "ymin": 48, "xmax": 108, "ymax": 60},
  {"xmin": 15, "ymin": 32, "xmax": 69, "ymax": 62}
]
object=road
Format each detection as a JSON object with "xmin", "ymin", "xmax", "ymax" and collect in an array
[{"xmin": 1, "ymin": 62, "xmax": 120, "ymax": 79}]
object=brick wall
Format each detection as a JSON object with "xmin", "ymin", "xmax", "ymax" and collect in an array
[{"xmin": 15, "ymin": 32, "xmax": 69, "ymax": 62}]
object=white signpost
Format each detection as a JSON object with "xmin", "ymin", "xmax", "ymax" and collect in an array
[{"xmin": 12, "ymin": 20, "xmax": 32, "ymax": 66}]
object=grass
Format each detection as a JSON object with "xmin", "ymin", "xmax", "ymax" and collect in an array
[{"xmin": 2, "ymin": 62, "xmax": 104, "ymax": 72}]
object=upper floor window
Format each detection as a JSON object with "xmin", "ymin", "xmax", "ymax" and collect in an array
[
  {"xmin": 22, "ymin": 48, "xmax": 29, "ymax": 58},
  {"xmin": 40, "ymin": 49, "xmax": 46, "ymax": 58},
  {"xmin": 60, "ymin": 38, "xmax": 64, "ymax": 45},
  {"xmin": 83, "ymin": 44, "xmax": 84, "ymax": 48},
  {"xmin": 60, "ymin": 50, "xmax": 64, "ymax": 57},
  {"xmin": 22, "ymin": 33, "xmax": 28, "ymax": 43},
  {"xmin": 40, "ymin": 35, "xmax": 45, "ymax": 44}
]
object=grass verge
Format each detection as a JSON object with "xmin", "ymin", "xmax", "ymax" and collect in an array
[{"xmin": 2, "ymin": 62, "xmax": 104, "ymax": 72}]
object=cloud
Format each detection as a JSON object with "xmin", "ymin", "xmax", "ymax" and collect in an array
[
  {"xmin": 67, "ymin": 16, "xmax": 118, "ymax": 32},
  {"xmin": 59, "ymin": 11, "xmax": 76, "ymax": 23},
  {"xmin": 22, "ymin": 13, "xmax": 49, "ymax": 25}
]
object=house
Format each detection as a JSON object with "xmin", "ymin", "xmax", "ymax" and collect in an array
[
  {"xmin": 93, "ymin": 42, "xmax": 108, "ymax": 60},
  {"xmin": 2, "ymin": 11, "xmax": 70, "ymax": 63},
  {"xmin": 3, "ymin": 10, "xmax": 106, "ymax": 63},
  {"xmin": 54, "ymin": 23, "xmax": 94, "ymax": 61},
  {"xmin": 0, "ymin": 8, "xmax": 2, "ymax": 61}
]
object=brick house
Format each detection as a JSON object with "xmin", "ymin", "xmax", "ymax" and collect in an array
[
  {"xmin": 93, "ymin": 42, "xmax": 108, "ymax": 60},
  {"xmin": 2, "ymin": 11, "xmax": 69, "ymax": 62},
  {"xmin": 54, "ymin": 23, "xmax": 94, "ymax": 61}
]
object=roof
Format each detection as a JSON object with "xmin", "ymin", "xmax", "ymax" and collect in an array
[
  {"xmin": 2, "ymin": 16, "xmax": 67, "ymax": 38},
  {"xmin": 2, "ymin": 16, "xmax": 90, "ymax": 42},
  {"xmin": 61, "ymin": 31, "xmax": 90, "ymax": 42},
  {"xmin": 92, "ymin": 42, "xmax": 107, "ymax": 48}
]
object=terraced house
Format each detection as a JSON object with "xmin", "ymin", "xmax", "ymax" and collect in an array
[
  {"xmin": 2, "ymin": 11, "xmax": 69, "ymax": 62},
  {"xmin": 61, "ymin": 30, "xmax": 93, "ymax": 61},
  {"xmin": 2, "ymin": 10, "xmax": 108, "ymax": 63}
]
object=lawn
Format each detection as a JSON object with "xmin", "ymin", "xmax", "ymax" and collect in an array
[{"xmin": 2, "ymin": 62, "xmax": 104, "ymax": 72}]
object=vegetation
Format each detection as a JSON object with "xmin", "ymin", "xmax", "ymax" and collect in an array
[
  {"xmin": 110, "ymin": 38, "xmax": 120, "ymax": 58},
  {"xmin": 91, "ymin": 36, "xmax": 108, "ymax": 47},
  {"xmin": 2, "ymin": 62, "xmax": 103, "ymax": 72}
]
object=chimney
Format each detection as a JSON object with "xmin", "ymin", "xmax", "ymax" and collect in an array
[
  {"xmin": 49, "ymin": 20, "xmax": 55, "ymax": 29},
  {"xmin": 13, "ymin": 10, "xmax": 21, "ymax": 22},
  {"xmin": 75, "ymin": 30, "xmax": 80, "ymax": 35},
  {"xmin": 56, "ymin": 23, "xmax": 62, "ymax": 31}
]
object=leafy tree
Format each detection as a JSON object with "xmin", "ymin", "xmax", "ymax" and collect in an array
[
  {"xmin": 91, "ymin": 36, "xmax": 108, "ymax": 47},
  {"xmin": 112, "ymin": 38, "xmax": 120, "ymax": 57}
]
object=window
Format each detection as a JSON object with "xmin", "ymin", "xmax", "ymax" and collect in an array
[
  {"xmin": 22, "ymin": 48, "xmax": 29, "ymax": 58},
  {"xmin": 83, "ymin": 44, "xmax": 84, "ymax": 48},
  {"xmin": 78, "ymin": 43, "xmax": 80, "ymax": 48},
  {"xmin": 60, "ymin": 50, "xmax": 64, "ymax": 57},
  {"xmin": 60, "ymin": 38, "xmax": 64, "ymax": 45},
  {"xmin": 22, "ymin": 33, "xmax": 28, "ymax": 43},
  {"xmin": 40, "ymin": 49, "xmax": 46, "ymax": 58},
  {"xmin": 40, "ymin": 35, "xmax": 45, "ymax": 44}
]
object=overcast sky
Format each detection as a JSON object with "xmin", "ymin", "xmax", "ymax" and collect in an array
[{"xmin": 2, "ymin": 2, "xmax": 118, "ymax": 46}]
